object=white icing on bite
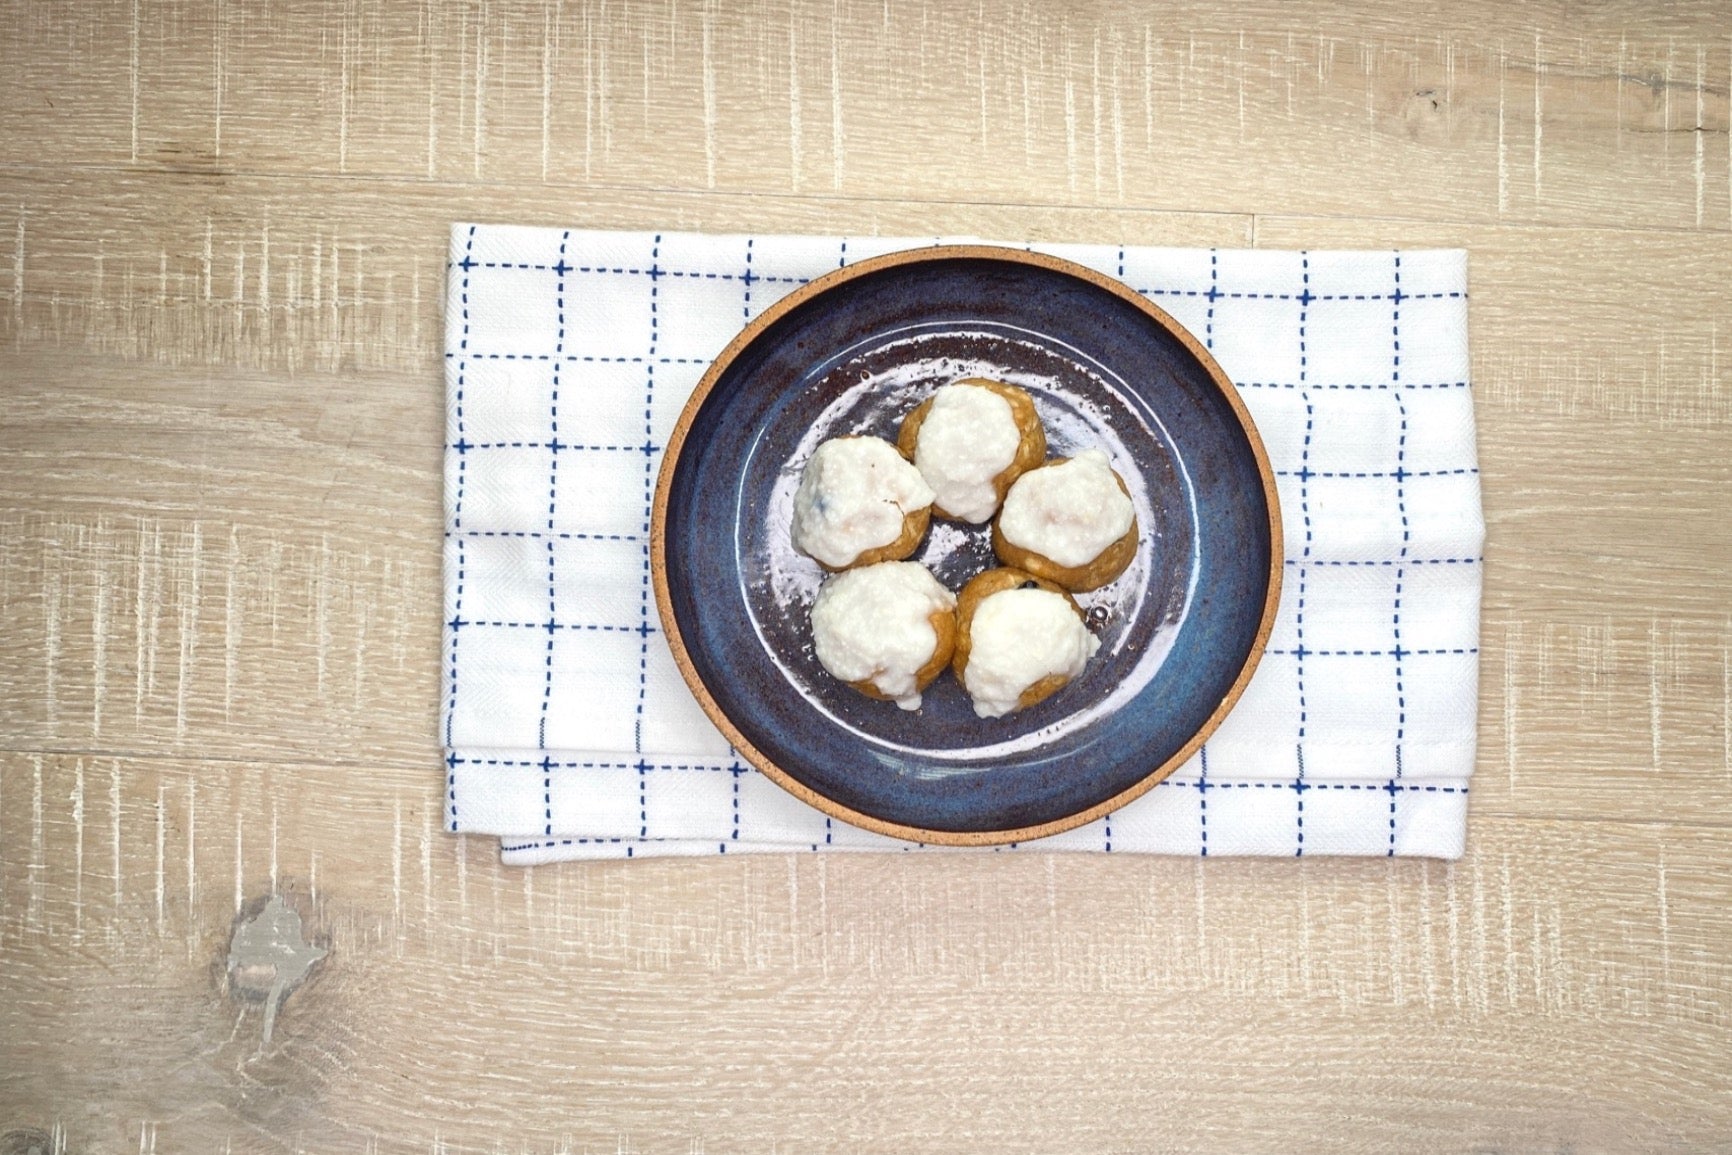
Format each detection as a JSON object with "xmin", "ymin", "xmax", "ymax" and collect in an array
[
  {"xmin": 792, "ymin": 437, "xmax": 935, "ymax": 569},
  {"xmin": 997, "ymin": 449, "xmax": 1135, "ymax": 569},
  {"xmin": 962, "ymin": 587, "xmax": 1100, "ymax": 719},
  {"xmin": 811, "ymin": 562, "xmax": 956, "ymax": 710},
  {"xmin": 912, "ymin": 382, "xmax": 1021, "ymax": 523}
]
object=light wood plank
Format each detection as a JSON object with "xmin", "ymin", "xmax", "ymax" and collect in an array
[
  {"xmin": 0, "ymin": 168, "xmax": 1249, "ymax": 371},
  {"xmin": 3, "ymin": 2, "xmax": 1730, "ymax": 231},
  {"xmin": 2, "ymin": 176, "xmax": 1728, "ymax": 825},
  {"xmin": 1, "ymin": 460, "xmax": 1721, "ymax": 826},
  {"xmin": 1, "ymin": 752, "xmax": 1727, "ymax": 1152},
  {"xmin": 3, "ymin": 1, "xmax": 1731, "ymax": 1149}
]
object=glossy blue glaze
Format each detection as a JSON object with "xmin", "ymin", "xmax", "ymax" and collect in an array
[{"xmin": 660, "ymin": 251, "xmax": 1275, "ymax": 837}]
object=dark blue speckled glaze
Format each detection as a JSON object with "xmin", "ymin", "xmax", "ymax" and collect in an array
[{"xmin": 660, "ymin": 251, "xmax": 1275, "ymax": 837}]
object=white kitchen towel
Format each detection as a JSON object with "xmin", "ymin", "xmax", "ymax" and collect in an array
[{"xmin": 442, "ymin": 225, "xmax": 1484, "ymax": 864}]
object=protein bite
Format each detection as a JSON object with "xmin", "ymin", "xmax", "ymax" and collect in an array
[
  {"xmin": 951, "ymin": 568, "xmax": 1100, "ymax": 719},
  {"xmin": 810, "ymin": 562, "xmax": 958, "ymax": 710},
  {"xmin": 993, "ymin": 449, "xmax": 1138, "ymax": 592},
  {"xmin": 792, "ymin": 436, "xmax": 935, "ymax": 570},
  {"xmin": 896, "ymin": 378, "xmax": 1047, "ymax": 523}
]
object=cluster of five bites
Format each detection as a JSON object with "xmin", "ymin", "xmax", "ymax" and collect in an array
[{"xmin": 792, "ymin": 379, "xmax": 1139, "ymax": 717}]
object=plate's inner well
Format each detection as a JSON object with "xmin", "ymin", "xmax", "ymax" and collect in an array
[
  {"xmin": 749, "ymin": 322, "xmax": 1197, "ymax": 757},
  {"xmin": 662, "ymin": 256, "xmax": 1273, "ymax": 836}
]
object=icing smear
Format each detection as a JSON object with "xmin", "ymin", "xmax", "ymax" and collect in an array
[
  {"xmin": 997, "ymin": 449, "xmax": 1134, "ymax": 568},
  {"xmin": 962, "ymin": 588, "xmax": 1099, "ymax": 718},
  {"xmin": 911, "ymin": 382, "xmax": 1021, "ymax": 523},
  {"xmin": 811, "ymin": 562, "xmax": 956, "ymax": 710},
  {"xmin": 791, "ymin": 437, "xmax": 934, "ymax": 568}
]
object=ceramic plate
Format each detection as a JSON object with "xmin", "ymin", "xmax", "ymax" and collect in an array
[{"xmin": 653, "ymin": 246, "xmax": 1280, "ymax": 845}]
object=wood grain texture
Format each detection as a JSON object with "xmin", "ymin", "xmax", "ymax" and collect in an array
[
  {"xmin": 2, "ymin": 754, "xmax": 1729, "ymax": 1152},
  {"xmin": 1, "ymin": 0, "xmax": 1729, "ymax": 1151}
]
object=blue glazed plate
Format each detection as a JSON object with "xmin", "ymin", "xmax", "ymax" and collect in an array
[{"xmin": 652, "ymin": 246, "xmax": 1280, "ymax": 845}]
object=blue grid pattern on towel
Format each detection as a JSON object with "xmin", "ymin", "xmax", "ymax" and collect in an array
[{"xmin": 441, "ymin": 228, "xmax": 1483, "ymax": 861}]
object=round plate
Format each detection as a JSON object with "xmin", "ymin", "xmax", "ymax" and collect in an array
[{"xmin": 653, "ymin": 246, "xmax": 1281, "ymax": 845}]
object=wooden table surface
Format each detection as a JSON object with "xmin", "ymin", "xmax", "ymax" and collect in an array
[{"xmin": 3, "ymin": 2, "xmax": 1730, "ymax": 1151}]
